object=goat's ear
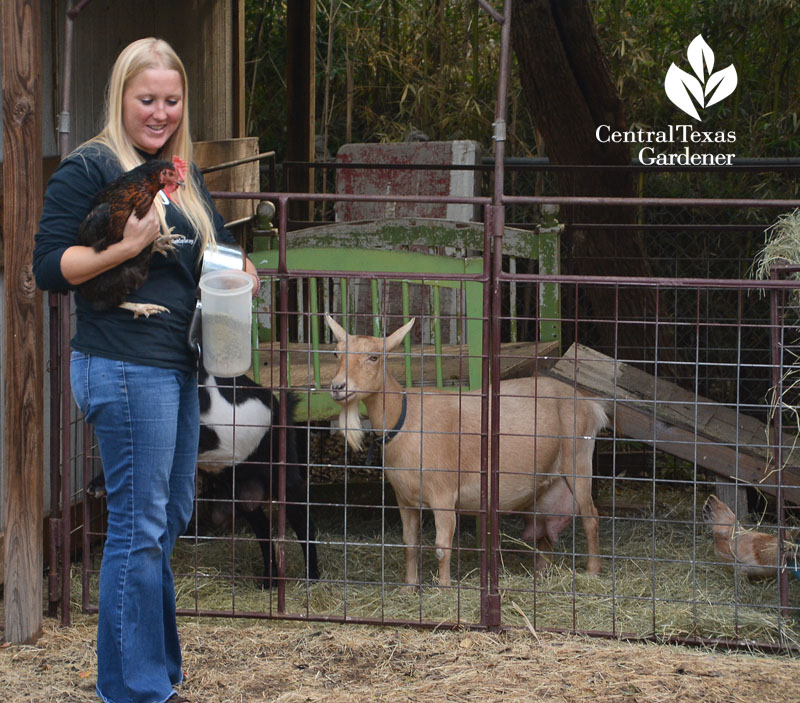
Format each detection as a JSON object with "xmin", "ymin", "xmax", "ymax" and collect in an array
[
  {"xmin": 385, "ymin": 318, "xmax": 415, "ymax": 352},
  {"xmin": 325, "ymin": 314, "xmax": 347, "ymax": 343}
]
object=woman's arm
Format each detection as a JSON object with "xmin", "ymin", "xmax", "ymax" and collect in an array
[
  {"xmin": 59, "ymin": 205, "xmax": 162, "ymax": 285},
  {"xmin": 34, "ymin": 149, "xmax": 118, "ymax": 292},
  {"xmin": 243, "ymin": 255, "xmax": 260, "ymax": 295}
]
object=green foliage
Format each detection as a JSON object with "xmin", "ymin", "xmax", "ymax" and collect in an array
[
  {"xmin": 244, "ymin": 0, "xmax": 288, "ymax": 159},
  {"xmin": 245, "ymin": 0, "xmax": 525, "ymax": 164},
  {"xmin": 245, "ymin": 0, "xmax": 799, "ymax": 165},
  {"xmin": 239, "ymin": 0, "xmax": 799, "ymax": 412},
  {"xmin": 593, "ymin": 0, "xmax": 800, "ymax": 155}
]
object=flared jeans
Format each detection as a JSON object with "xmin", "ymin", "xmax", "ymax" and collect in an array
[{"xmin": 71, "ymin": 352, "xmax": 199, "ymax": 703}]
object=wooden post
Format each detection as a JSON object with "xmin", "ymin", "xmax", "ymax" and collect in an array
[
  {"xmin": 715, "ymin": 477, "xmax": 749, "ymax": 521},
  {"xmin": 2, "ymin": 0, "xmax": 44, "ymax": 644},
  {"xmin": 286, "ymin": 0, "xmax": 316, "ymax": 223}
]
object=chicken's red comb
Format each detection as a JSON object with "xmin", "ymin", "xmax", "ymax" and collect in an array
[{"xmin": 172, "ymin": 155, "xmax": 189, "ymax": 182}]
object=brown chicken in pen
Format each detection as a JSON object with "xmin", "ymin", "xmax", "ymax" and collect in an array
[{"xmin": 702, "ymin": 494, "xmax": 784, "ymax": 578}]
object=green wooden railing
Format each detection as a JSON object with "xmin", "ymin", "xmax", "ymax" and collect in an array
[{"xmin": 248, "ymin": 215, "xmax": 561, "ymax": 420}]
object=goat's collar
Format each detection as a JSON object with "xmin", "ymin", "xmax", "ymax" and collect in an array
[{"xmin": 374, "ymin": 392, "xmax": 407, "ymax": 446}]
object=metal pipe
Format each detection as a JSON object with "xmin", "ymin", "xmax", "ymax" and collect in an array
[
  {"xmin": 148, "ymin": 607, "xmax": 800, "ymax": 655},
  {"xmin": 200, "ymin": 150, "xmax": 276, "ymax": 175},
  {"xmin": 568, "ymin": 223, "xmax": 767, "ymax": 231},
  {"xmin": 491, "ymin": 0, "xmax": 512, "ymax": 207},
  {"xmin": 488, "ymin": 204, "xmax": 506, "ymax": 630},
  {"xmin": 55, "ymin": 0, "xmax": 82, "ymax": 625},
  {"xmin": 284, "ymin": 160, "xmax": 491, "ymax": 171},
  {"xmin": 502, "ymin": 194, "xmax": 800, "ymax": 208},
  {"xmin": 81, "ymin": 423, "xmax": 92, "ymax": 614},
  {"xmin": 210, "ymin": 189, "xmax": 800, "ymax": 210},
  {"xmin": 484, "ymin": 1, "xmax": 513, "ymax": 630},
  {"xmin": 211, "ymin": 190, "xmax": 490, "ymax": 206},
  {"xmin": 67, "ymin": 0, "xmax": 93, "ymax": 20},
  {"xmin": 58, "ymin": 4, "xmax": 75, "ymax": 159},
  {"xmin": 46, "ymin": 295, "xmax": 61, "ymax": 618},
  {"xmin": 276, "ymin": 196, "xmax": 291, "ymax": 613},
  {"xmin": 283, "ymin": 157, "xmax": 800, "ymax": 172},
  {"xmin": 769, "ymin": 268, "xmax": 790, "ymax": 619},
  {"xmin": 478, "ymin": 206, "xmax": 493, "ymax": 626},
  {"xmin": 483, "ymin": 156, "xmax": 800, "ymax": 170},
  {"xmin": 60, "ymin": 296, "xmax": 72, "ymax": 626},
  {"xmin": 497, "ymin": 271, "xmax": 800, "ymax": 290},
  {"xmin": 252, "ymin": 265, "xmax": 800, "ymax": 291}
]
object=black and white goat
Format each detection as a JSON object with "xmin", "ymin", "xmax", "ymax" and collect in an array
[
  {"xmin": 196, "ymin": 369, "xmax": 319, "ymax": 584},
  {"xmin": 87, "ymin": 369, "xmax": 320, "ymax": 584}
]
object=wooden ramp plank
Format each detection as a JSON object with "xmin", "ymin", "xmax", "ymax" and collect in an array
[{"xmin": 547, "ymin": 344, "xmax": 800, "ymax": 504}]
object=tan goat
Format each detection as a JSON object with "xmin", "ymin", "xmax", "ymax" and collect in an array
[{"xmin": 326, "ymin": 316, "xmax": 608, "ymax": 587}]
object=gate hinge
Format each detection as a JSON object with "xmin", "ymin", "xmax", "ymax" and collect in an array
[{"xmin": 492, "ymin": 119, "xmax": 507, "ymax": 142}]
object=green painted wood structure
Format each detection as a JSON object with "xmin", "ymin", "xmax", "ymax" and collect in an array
[{"xmin": 248, "ymin": 214, "xmax": 562, "ymax": 420}]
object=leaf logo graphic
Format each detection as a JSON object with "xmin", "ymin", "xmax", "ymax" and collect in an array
[{"xmin": 664, "ymin": 35, "xmax": 738, "ymax": 120}]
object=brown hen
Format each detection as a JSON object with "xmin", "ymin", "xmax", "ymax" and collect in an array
[
  {"xmin": 76, "ymin": 158, "xmax": 184, "ymax": 318},
  {"xmin": 702, "ymin": 494, "xmax": 781, "ymax": 578}
]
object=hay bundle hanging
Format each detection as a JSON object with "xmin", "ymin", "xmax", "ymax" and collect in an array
[{"xmin": 753, "ymin": 208, "xmax": 800, "ymax": 310}]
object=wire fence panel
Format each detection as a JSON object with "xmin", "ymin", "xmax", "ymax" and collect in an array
[{"xmin": 53, "ymin": 185, "xmax": 800, "ymax": 652}]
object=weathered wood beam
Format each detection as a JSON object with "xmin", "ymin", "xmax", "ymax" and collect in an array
[
  {"xmin": 715, "ymin": 477, "xmax": 749, "ymax": 520},
  {"xmin": 2, "ymin": 0, "xmax": 44, "ymax": 644},
  {"xmin": 232, "ymin": 0, "xmax": 246, "ymax": 137},
  {"xmin": 548, "ymin": 344, "xmax": 800, "ymax": 506}
]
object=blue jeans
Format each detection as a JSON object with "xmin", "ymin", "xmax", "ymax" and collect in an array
[{"xmin": 71, "ymin": 352, "xmax": 199, "ymax": 703}]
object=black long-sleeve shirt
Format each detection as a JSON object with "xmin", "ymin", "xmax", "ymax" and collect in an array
[{"xmin": 33, "ymin": 142, "xmax": 235, "ymax": 374}]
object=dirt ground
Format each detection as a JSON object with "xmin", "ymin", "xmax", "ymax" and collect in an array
[{"xmin": 2, "ymin": 613, "xmax": 800, "ymax": 703}]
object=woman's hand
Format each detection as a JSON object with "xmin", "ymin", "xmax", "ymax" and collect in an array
[
  {"xmin": 244, "ymin": 257, "xmax": 261, "ymax": 296},
  {"xmin": 60, "ymin": 205, "xmax": 162, "ymax": 286},
  {"xmin": 119, "ymin": 204, "xmax": 161, "ymax": 259}
]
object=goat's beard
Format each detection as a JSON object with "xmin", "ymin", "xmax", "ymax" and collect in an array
[{"xmin": 338, "ymin": 401, "xmax": 365, "ymax": 452}]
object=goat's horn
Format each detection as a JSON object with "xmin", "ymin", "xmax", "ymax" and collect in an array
[
  {"xmin": 386, "ymin": 318, "xmax": 416, "ymax": 351},
  {"xmin": 325, "ymin": 314, "xmax": 347, "ymax": 342}
]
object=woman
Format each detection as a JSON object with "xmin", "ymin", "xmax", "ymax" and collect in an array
[{"xmin": 34, "ymin": 38, "xmax": 258, "ymax": 703}]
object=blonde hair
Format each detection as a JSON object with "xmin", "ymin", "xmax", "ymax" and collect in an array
[{"xmin": 89, "ymin": 37, "xmax": 217, "ymax": 253}]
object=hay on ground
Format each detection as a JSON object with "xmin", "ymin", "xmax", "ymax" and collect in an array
[
  {"xmin": 2, "ymin": 611, "xmax": 800, "ymax": 703},
  {"xmin": 75, "ymin": 479, "xmax": 800, "ymax": 648}
]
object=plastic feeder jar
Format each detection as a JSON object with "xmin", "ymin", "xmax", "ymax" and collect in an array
[{"xmin": 198, "ymin": 269, "xmax": 253, "ymax": 378}]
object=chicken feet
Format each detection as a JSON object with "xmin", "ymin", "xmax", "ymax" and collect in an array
[{"xmin": 119, "ymin": 302, "xmax": 171, "ymax": 319}]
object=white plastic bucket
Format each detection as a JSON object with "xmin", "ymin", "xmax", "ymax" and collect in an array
[{"xmin": 199, "ymin": 269, "xmax": 253, "ymax": 377}]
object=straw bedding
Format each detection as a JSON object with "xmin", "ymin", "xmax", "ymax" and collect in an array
[
  {"xmin": 6, "ymin": 440, "xmax": 800, "ymax": 700},
  {"xmin": 4, "ymin": 609, "xmax": 800, "ymax": 703},
  {"xmin": 70, "ymin": 473, "xmax": 800, "ymax": 648}
]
